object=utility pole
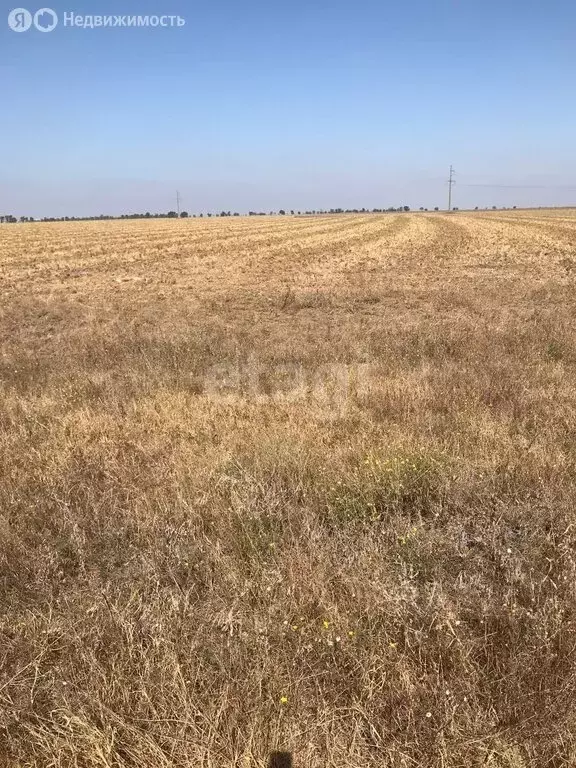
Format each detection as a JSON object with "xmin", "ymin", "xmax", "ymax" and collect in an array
[
  {"xmin": 447, "ymin": 166, "xmax": 455, "ymax": 211},
  {"xmin": 176, "ymin": 190, "xmax": 181, "ymax": 217}
]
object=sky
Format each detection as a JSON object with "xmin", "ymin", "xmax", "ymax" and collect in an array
[{"xmin": 2, "ymin": 0, "xmax": 576, "ymax": 217}]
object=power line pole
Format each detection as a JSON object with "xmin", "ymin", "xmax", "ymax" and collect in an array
[
  {"xmin": 176, "ymin": 190, "xmax": 181, "ymax": 217},
  {"xmin": 447, "ymin": 165, "xmax": 455, "ymax": 211}
]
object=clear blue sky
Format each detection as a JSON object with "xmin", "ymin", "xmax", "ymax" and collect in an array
[{"xmin": 2, "ymin": 0, "xmax": 576, "ymax": 216}]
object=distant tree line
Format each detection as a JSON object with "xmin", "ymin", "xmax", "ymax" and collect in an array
[
  {"xmin": 0, "ymin": 206, "xmax": 522, "ymax": 223},
  {"xmin": 1, "ymin": 207, "xmax": 414, "ymax": 223}
]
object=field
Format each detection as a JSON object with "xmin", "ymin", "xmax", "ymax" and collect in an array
[{"xmin": 1, "ymin": 209, "xmax": 576, "ymax": 767}]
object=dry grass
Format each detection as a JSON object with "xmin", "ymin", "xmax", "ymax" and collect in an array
[{"xmin": 1, "ymin": 210, "xmax": 576, "ymax": 767}]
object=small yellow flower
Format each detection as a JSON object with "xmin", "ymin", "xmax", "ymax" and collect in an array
[
  {"xmin": 280, "ymin": 696, "xmax": 288, "ymax": 705},
  {"xmin": 322, "ymin": 620, "xmax": 330, "ymax": 629},
  {"xmin": 291, "ymin": 625, "xmax": 298, "ymax": 631},
  {"xmin": 348, "ymin": 630, "xmax": 356, "ymax": 637},
  {"xmin": 389, "ymin": 642, "xmax": 398, "ymax": 649}
]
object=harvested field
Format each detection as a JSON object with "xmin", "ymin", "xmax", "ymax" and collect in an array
[{"xmin": 1, "ymin": 209, "xmax": 576, "ymax": 767}]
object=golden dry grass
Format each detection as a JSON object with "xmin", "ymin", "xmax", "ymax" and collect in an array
[{"xmin": 1, "ymin": 210, "xmax": 576, "ymax": 767}]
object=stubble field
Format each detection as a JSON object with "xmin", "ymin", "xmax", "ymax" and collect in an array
[{"xmin": 1, "ymin": 210, "xmax": 576, "ymax": 767}]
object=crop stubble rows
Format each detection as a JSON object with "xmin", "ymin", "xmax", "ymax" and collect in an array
[{"xmin": 1, "ymin": 211, "xmax": 576, "ymax": 767}]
